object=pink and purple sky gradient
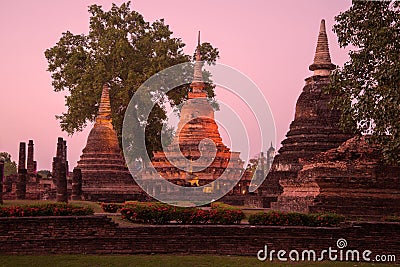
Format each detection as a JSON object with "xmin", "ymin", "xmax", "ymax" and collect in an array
[{"xmin": 0, "ymin": 0, "xmax": 352, "ymax": 170}]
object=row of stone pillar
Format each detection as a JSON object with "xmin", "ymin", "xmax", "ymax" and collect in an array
[
  {"xmin": 18, "ymin": 140, "xmax": 37, "ymax": 175},
  {"xmin": 11, "ymin": 138, "xmax": 83, "ymax": 202}
]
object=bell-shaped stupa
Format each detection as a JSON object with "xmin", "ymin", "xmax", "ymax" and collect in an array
[
  {"xmin": 77, "ymin": 84, "xmax": 141, "ymax": 201},
  {"xmin": 258, "ymin": 19, "xmax": 352, "ymax": 207}
]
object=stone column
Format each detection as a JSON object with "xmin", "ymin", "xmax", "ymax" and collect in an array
[
  {"xmin": 27, "ymin": 140, "xmax": 35, "ymax": 174},
  {"xmin": 71, "ymin": 168, "xmax": 82, "ymax": 200},
  {"xmin": 16, "ymin": 142, "xmax": 27, "ymax": 199},
  {"xmin": 53, "ymin": 157, "xmax": 68, "ymax": 203},
  {"xmin": 16, "ymin": 169, "xmax": 27, "ymax": 200},
  {"xmin": 63, "ymin": 140, "xmax": 69, "ymax": 174},
  {"xmin": 0, "ymin": 157, "xmax": 4, "ymax": 204},
  {"xmin": 56, "ymin": 137, "xmax": 63, "ymax": 159},
  {"xmin": 18, "ymin": 142, "xmax": 26, "ymax": 172},
  {"xmin": 53, "ymin": 137, "xmax": 68, "ymax": 203}
]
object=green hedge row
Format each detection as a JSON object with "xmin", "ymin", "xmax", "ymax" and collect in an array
[
  {"xmin": 120, "ymin": 202, "xmax": 245, "ymax": 225},
  {"xmin": 0, "ymin": 203, "xmax": 94, "ymax": 217},
  {"xmin": 248, "ymin": 210, "xmax": 345, "ymax": 227}
]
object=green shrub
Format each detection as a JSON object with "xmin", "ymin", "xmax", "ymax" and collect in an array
[
  {"xmin": 120, "ymin": 202, "xmax": 245, "ymax": 225},
  {"xmin": 120, "ymin": 202, "xmax": 175, "ymax": 224},
  {"xmin": 307, "ymin": 213, "xmax": 345, "ymax": 227},
  {"xmin": 173, "ymin": 207, "xmax": 210, "ymax": 224},
  {"xmin": 0, "ymin": 203, "xmax": 94, "ymax": 217},
  {"xmin": 247, "ymin": 210, "xmax": 286, "ymax": 226},
  {"xmin": 100, "ymin": 203, "xmax": 123, "ymax": 213},
  {"xmin": 210, "ymin": 203, "xmax": 245, "ymax": 224},
  {"xmin": 248, "ymin": 211, "xmax": 344, "ymax": 227}
]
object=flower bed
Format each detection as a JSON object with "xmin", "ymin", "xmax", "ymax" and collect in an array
[
  {"xmin": 120, "ymin": 202, "xmax": 245, "ymax": 225},
  {"xmin": 0, "ymin": 203, "xmax": 94, "ymax": 217},
  {"xmin": 100, "ymin": 203, "xmax": 123, "ymax": 213},
  {"xmin": 248, "ymin": 211, "xmax": 344, "ymax": 227},
  {"xmin": 209, "ymin": 202, "xmax": 245, "ymax": 224}
]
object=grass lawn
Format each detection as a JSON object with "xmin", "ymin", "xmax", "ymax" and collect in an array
[{"xmin": 0, "ymin": 255, "xmax": 393, "ymax": 267}]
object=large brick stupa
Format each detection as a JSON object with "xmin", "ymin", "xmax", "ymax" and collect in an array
[
  {"xmin": 77, "ymin": 84, "xmax": 141, "ymax": 201},
  {"xmin": 258, "ymin": 19, "xmax": 352, "ymax": 207},
  {"xmin": 146, "ymin": 34, "xmax": 245, "ymax": 195}
]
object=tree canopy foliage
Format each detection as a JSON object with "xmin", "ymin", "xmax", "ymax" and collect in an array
[
  {"xmin": 0, "ymin": 152, "xmax": 17, "ymax": 177},
  {"xmin": 45, "ymin": 2, "xmax": 219, "ymax": 156},
  {"xmin": 328, "ymin": 1, "xmax": 400, "ymax": 164}
]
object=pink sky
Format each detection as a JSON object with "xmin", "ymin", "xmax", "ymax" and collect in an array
[{"xmin": 0, "ymin": 0, "xmax": 352, "ymax": 170}]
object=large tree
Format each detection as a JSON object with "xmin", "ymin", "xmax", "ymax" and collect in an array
[
  {"xmin": 45, "ymin": 2, "xmax": 219, "ymax": 156},
  {"xmin": 0, "ymin": 152, "xmax": 17, "ymax": 177},
  {"xmin": 328, "ymin": 1, "xmax": 400, "ymax": 164}
]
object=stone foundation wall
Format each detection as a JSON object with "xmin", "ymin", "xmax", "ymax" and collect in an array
[{"xmin": 0, "ymin": 216, "xmax": 399, "ymax": 262}]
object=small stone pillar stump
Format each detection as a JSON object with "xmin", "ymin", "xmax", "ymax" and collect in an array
[{"xmin": 71, "ymin": 168, "xmax": 82, "ymax": 200}]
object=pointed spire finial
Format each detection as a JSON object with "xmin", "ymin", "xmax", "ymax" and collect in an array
[
  {"xmin": 195, "ymin": 31, "xmax": 201, "ymax": 61},
  {"xmin": 268, "ymin": 142, "xmax": 275, "ymax": 152},
  {"xmin": 309, "ymin": 19, "xmax": 336, "ymax": 76},
  {"xmin": 189, "ymin": 31, "xmax": 207, "ymax": 99},
  {"xmin": 95, "ymin": 83, "xmax": 113, "ymax": 125},
  {"xmin": 198, "ymin": 31, "xmax": 200, "ymax": 47}
]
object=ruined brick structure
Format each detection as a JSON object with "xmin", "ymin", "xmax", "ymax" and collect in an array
[
  {"xmin": 142, "ymin": 33, "xmax": 245, "ymax": 198},
  {"xmin": 258, "ymin": 20, "xmax": 400, "ymax": 220},
  {"xmin": 258, "ymin": 20, "xmax": 352, "ymax": 207},
  {"xmin": 273, "ymin": 136, "xmax": 400, "ymax": 219},
  {"xmin": 3, "ymin": 140, "xmax": 57, "ymax": 201},
  {"xmin": 77, "ymin": 84, "xmax": 141, "ymax": 202}
]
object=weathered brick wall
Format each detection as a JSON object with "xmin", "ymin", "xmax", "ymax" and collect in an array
[{"xmin": 0, "ymin": 216, "xmax": 399, "ymax": 262}]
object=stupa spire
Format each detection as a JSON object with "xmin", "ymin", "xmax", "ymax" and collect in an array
[
  {"xmin": 189, "ymin": 31, "xmax": 207, "ymax": 99},
  {"xmin": 95, "ymin": 84, "xmax": 112, "ymax": 125},
  {"xmin": 195, "ymin": 31, "xmax": 201, "ymax": 61},
  {"xmin": 309, "ymin": 19, "xmax": 336, "ymax": 76}
]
